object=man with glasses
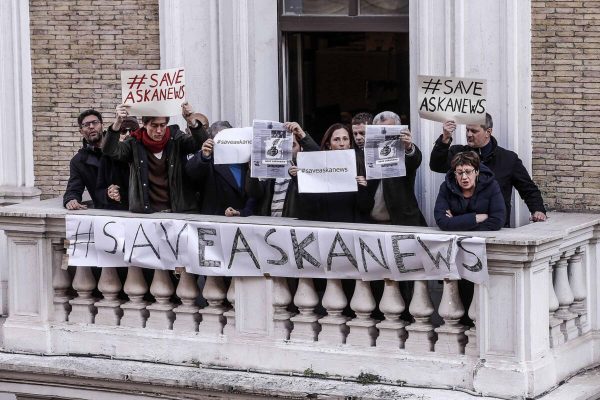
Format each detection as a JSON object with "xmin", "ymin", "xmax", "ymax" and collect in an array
[
  {"xmin": 63, "ymin": 109, "xmax": 104, "ymax": 210},
  {"xmin": 429, "ymin": 113, "xmax": 546, "ymax": 226}
]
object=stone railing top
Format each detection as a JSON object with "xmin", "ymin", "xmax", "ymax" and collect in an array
[{"xmin": 0, "ymin": 197, "xmax": 599, "ymax": 247}]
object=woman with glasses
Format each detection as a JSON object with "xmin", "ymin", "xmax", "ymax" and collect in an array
[{"xmin": 434, "ymin": 151, "xmax": 505, "ymax": 231}]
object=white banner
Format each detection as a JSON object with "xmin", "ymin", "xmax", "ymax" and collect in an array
[
  {"xmin": 66, "ymin": 215, "xmax": 489, "ymax": 284},
  {"xmin": 297, "ymin": 150, "xmax": 357, "ymax": 193},
  {"xmin": 213, "ymin": 127, "xmax": 253, "ymax": 165},
  {"xmin": 121, "ymin": 67, "xmax": 185, "ymax": 116},
  {"xmin": 417, "ymin": 75, "xmax": 486, "ymax": 125}
]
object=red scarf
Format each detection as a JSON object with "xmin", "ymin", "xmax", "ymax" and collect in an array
[{"xmin": 131, "ymin": 127, "xmax": 171, "ymax": 154}]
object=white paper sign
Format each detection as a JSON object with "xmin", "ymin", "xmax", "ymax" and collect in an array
[
  {"xmin": 66, "ymin": 215, "xmax": 98, "ymax": 267},
  {"xmin": 364, "ymin": 125, "xmax": 407, "ymax": 180},
  {"xmin": 213, "ymin": 127, "xmax": 253, "ymax": 165},
  {"xmin": 251, "ymin": 120, "xmax": 293, "ymax": 179},
  {"xmin": 297, "ymin": 150, "xmax": 357, "ymax": 193},
  {"xmin": 417, "ymin": 75, "xmax": 486, "ymax": 125},
  {"xmin": 121, "ymin": 67, "xmax": 186, "ymax": 116}
]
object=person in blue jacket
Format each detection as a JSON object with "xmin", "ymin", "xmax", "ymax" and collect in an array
[{"xmin": 435, "ymin": 151, "xmax": 506, "ymax": 231}]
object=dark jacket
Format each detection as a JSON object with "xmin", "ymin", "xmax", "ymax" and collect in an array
[
  {"xmin": 298, "ymin": 189, "xmax": 374, "ymax": 223},
  {"xmin": 63, "ymin": 141, "xmax": 102, "ymax": 207},
  {"xmin": 102, "ymin": 124, "xmax": 207, "ymax": 213},
  {"xmin": 434, "ymin": 164, "xmax": 506, "ymax": 231},
  {"xmin": 95, "ymin": 155, "xmax": 130, "ymax": 210},
  {"xmin": 248, "ymin": 134, "xmax": 320, "ymax": 218},
  {"xmin": 366, "ymin": 144, "xmax": 427, "ymax": 227},
  {"xmin": 430, "ymin": 135, "xmax": 546, "ymax": 225},
  {"xmin": 185, "ymin": 154, "xmax": 256, "ymax": 216}
]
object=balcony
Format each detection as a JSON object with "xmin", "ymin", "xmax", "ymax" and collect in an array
[{"xmin": 0, "ymin": 198, "xmax": 598, "ymax": 399}]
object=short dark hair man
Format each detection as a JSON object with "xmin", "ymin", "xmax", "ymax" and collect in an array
[
  {"xmin": 63, "ymin": 109, "xmax": 104, "ymax": 210},
  {"xmin": 351, "ymin": 112, "xmax": 373, "ymax": 151},
  {"xmin": 103, "ymin": 102, "xmax": 208, "ymax": 213},
  {"xmin": 429, "ymin": 113, "xmax": 546, "ymax": 225}
]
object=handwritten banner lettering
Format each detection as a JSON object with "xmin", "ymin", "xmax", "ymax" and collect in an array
[{"xmin": 66, "ymin": 215, "xmax": 489, "ymax": 284}]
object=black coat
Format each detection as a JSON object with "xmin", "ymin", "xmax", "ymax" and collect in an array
[
  {"xmin": 430, "ymin": 135, "xmax": 546, "ymax": 225},
  {"xmin": 366, "ymin": 144, "xmax": 427, "ymax": 227},
  {"xmin": 298, "ymin": 188, "xmax": 374, "ymax": 223},
  {"xmin": 95, "ymin": 155, "xmax": 130, "ymax": 210},
  {"xmin": 434, "ymin": 164, "xmax": 506, "ymax": 231},
  {"xmin": 63, "ymin": 142, "xmax": 102, "ymax": 208},
  {"xmin": 102, "ymin": 124, "xmax": 207, "ymax": 213},
  {"xmin": 185, "ymin": 154, "xmax": 256, "ymax": 216}
]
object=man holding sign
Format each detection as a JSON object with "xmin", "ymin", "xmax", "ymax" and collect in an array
[
  {"xmin": 429, "ymin": 113, "xmax": 547, "ymax": 225},
  {"xmin": 103, "ymin": 98, "xmax": 208, "ymax": 213}
]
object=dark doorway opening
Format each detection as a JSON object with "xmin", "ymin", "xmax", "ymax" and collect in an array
[{"xmin": 284, "ymin": 31, "xmax": 409, "ymax": 143}]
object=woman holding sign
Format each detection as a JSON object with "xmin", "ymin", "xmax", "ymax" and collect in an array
[
  {"xmin": 296, "ymin": 123, "xmax": 373, "ymax": 223},
  {"xmin": 434, "ymin": 151, "xmax": 505, "ymax": 231}
]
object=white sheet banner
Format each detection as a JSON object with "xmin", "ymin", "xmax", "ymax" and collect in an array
[
  {"xmin": 65, "ymin": 215, "xmax": 489, "ymax": 284},
  {"xmin": 417, "ymin": 75, "xmax": 486, "ymax": 125},
  {"xmin": 297, "ymin": 149, "xmax": 357, "ymax": 193},
  {"xmin": 213, "ymin": 127, "xmax": 253, "ymax": 165},
  {"xmin": 121, "ymin": 67, "xmax": 185, "ymax": 116}
]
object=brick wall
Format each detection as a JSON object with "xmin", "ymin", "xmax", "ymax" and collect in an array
[
  {"xmin": 30, "ymin": 0, "xmax": 160, "ymax": 199},
  {"xmin": 531, "ymin": 1, "xmax": 600, "ymax": 211}
]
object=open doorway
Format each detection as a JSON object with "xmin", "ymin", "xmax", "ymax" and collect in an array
[{"xmin": 284, "ymin": 31, "xmax": 409, "ymax": 143}]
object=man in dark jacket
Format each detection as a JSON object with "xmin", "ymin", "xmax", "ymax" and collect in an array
[
  {"xmin": 429, "ymin": 113, "xmax": 546, "ymax": 226},
  {"xmin": 63, "ymin": 109, "xmax": 104, "ymax": 210},
  {"xmin": 103, "ymin": 102, "xmax": 208, "ymax": 213},
  {"xmin": 367, "ymin": 111, "xmax": 427, "ymax": 226}
]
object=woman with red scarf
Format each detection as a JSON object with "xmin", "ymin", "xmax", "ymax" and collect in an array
[{"xmin": 102, "ymin": 102, "xmax": 209, "ymax": 213}]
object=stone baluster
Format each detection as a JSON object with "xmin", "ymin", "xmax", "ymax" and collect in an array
[
  {"xmin": 549, "ymin": 258, "xmax": 564, "ymax": 348},
  {"xmin": 318, "ymin": 279, "xmax": 349, "ymax": 345},
  {"xmin": 120, "ymin": 266, "xmax": 150, "ymax": 328},
  {"xmin": 434, "ymin": 280, "xmax": 467, "ymax": 354},
  {"xmin": 346, "ymin": 280, "xmax": 378, "ymax": 347},
  {"xmin": 52, "ymin": 241, "xmax": 72, "ymax": 322},
  {"xmin": 68, "ymin": 267, "xmax": 97, "ymax": 324},
  {"xmin": 375, "ymin": 279, "xmax": 407, "ymax": 349},
  {"xmin": 198, "ymin": 276, "xmax": 227, "ymax": 335},
  {"xmin": 465, "ymin": 284, "xmax": 479, "ymax": 356},
  {"xmin": 172, "ymin": 271, "xmax": 201, "ymax": 332},
  {"xmin": 223, "ymin": 278, "xmax": 236, "ymax": 336},
  {"xmin": 272, "ymin": 277, "xmax": 293, "ymax": 340},
  {"xmin": 145, "ymin": 270, "xmax": 175, "ymax": 330},
  {"xmin": 553, "ymin": 254, "xmax": 578, "ymax": 341},
  {"xmin": 94, "ymin": 268, "xmax": 123, "ymax": 326},
  {"xmin": 290, "ymin": 278, "xmax": 320, "ymax": 342},
  {"xmin": 567, "ymin": 248, "xmax": 587, "ymax": 335},
  {"xmin": 404, "ymin": 280, "xmax": 436, "ymax": 352}
]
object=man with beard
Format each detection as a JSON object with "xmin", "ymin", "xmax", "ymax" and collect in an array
[{"xmin": 63, "ymin": 109, "xmax": 104, "ymax": 210}]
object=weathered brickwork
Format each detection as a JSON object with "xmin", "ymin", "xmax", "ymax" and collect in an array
[
  {"xmin": 531, "ymin": 1, "xmax": 600, "ymax": 211},
  {"xmin": 30, "ymin": 0, "xmax": 160, "ymax": 198}
]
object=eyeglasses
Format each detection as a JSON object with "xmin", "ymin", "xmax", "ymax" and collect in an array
[
  {"xmin": 81, "ymin": 120, "xmax": 101, "ymax": 129},
  {"xmin": 120, "ymin": 128, "xmax": 134, "ymax": 134},
  {"xmin": 454, "ymin": 168, "xmax": 476, "ymax": 177}
]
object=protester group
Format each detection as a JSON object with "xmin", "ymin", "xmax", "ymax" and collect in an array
[{"xmin": 64, "ymin": 101, "xmax": 547, "ymax": 232}]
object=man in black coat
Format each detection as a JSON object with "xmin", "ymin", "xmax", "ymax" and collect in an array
[
  {"xmin": 366, "ymin": 111, "xmax": 427, "ymax": 226},
  {"xmin": 429, "ymin": 113, "xmax": 546, "ymax": 226},
  {"xmin": 63, "ymin": 109, "xmax": 104, "ymax": 210}
]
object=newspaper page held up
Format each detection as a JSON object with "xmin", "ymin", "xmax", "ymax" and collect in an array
[
  {"xmin": 250, "ymin": 120, "xmax": 293, "ymax": 179},
  {"xmin": 364, "ymin": 125, "xmax": 407, "ymax": 180}
]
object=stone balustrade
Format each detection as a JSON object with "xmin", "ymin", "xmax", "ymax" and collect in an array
[{"xmin": 0, "ymin": 198, "xmax": 598, "ymax": 399}]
